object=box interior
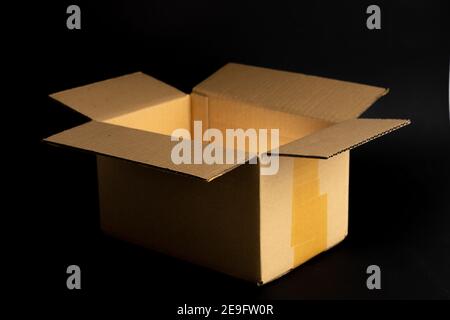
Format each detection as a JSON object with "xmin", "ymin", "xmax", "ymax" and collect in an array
[{"xmin": 104, "ymin": 93, "xmax": 333, "ymax": 154}]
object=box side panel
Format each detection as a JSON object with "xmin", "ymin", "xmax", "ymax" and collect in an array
[
  {"xmin": 260, "ymin": 157, "xmax": 295, "ymax": 283},
  {"xmin": 194, "ymin": 63, "xmax": 388, "ymax": 123},
  {"xmin": 191, "ymin": 93, "xmax": 331, "ymax": 153},
  {"xmin": 259, "ymin": 152, "xmax": 349, "ymax": 284},
  {"xmin": 104, "ymin": 95, "xmax": 191, "ymax": 136},
  {"xmin": 320, "ymin": 151, "xmax": 349, "ymax": 248},
  {"xmin": 97, "ymin": 155, "xmax": 261, "ymax": 282},
  {"xmin": 208, "ymin": 97, "xmax": 331, "ymax": 149},
  {"xmin": 291, "ymin": 157, "xmax": 328, "ymax": 266}
]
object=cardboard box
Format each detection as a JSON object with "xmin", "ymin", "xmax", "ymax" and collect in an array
[{"xmin": 45, "ymin": 63, "xmax": 410, "ymax": 284}]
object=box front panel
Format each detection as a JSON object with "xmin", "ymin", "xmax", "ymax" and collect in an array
[{"xmin": 96, "ymin": 155, "xmax": 261, "ymax": 282}]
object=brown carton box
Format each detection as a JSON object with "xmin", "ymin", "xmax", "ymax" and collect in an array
[{"xmin": 45, "ymin": 63, "xmax": 410, "ymax": 284}]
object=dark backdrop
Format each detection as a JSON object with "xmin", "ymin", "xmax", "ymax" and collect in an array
[{"xmin": 12, "ymin": 0, "xmax": 450, "ymax": 304}]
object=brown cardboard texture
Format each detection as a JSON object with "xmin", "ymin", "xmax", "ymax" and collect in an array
[{"xmin": 45, "ymin": 63, "xmax": 410, "ymax": 284}]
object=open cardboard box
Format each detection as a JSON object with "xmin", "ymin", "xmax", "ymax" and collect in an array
[{"xmin": 45, "ymin": 63, "xmax": 410, "ymax": 284}]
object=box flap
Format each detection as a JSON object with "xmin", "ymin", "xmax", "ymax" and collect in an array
[
  {"xmin": 44, "ymin": 121, "xmax": 246, "ymax": 181},
  {"xmin": 276, "ymin": 118, "xmax": 410, "ymax": 158},
  {"xmin": 49, "ymin": 72, "xmax": 187, "ymax": 121},
  {"xmin": 193, "ymin": 63, "xmax": 388, "ymax": 123}
]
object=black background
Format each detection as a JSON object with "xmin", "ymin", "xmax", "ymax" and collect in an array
[{"xmin": 12, "ymin": 0, "xmax": 450, "ymax": 306}]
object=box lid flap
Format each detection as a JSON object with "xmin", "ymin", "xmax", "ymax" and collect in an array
[
  {"xmin": 44, "ymin": 121, "xmax": 246, "ymax": 181},
  {"xmin": 193, "ymin": 63, "xmax": 388, "ymax": 123},
  {"xmin": 49, "ymin": 72, "xmax": 186, "ymax": 121},
  {"xmin": 276, "ymin": 118, "xmax": 410, "ymax": 158}
]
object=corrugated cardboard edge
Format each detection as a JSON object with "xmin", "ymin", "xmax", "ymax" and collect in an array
[
  {"xmin": 322, "ymin": 118, "xmax": 410, "ymax": 158},
  {"xmin": 275, "ymin": 118, "xmax": 411, "ymax": 159},
  {"xmin": 44, "ymin": 121, "xmax": 251, "ymax": 182}
]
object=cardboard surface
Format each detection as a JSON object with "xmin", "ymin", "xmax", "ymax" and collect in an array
[
  {"xmin": 198, "ymin": 95, "xmax": 332, "ymax": 150},
  {"xmin": 194, "ymin": 63, "xmax": 389, "ymax": 123},
  {"xmin": 50, "ymin": 72, "xmax": 186, "ymax": 121},
  {"xmin": 105, "ymin": 95, "xmax": 191, "ymax": 135},
  {"xmin": 45, "ymin": 121, "xmax": 245, "ymax": 181},
  {"xmin": 190, "ymin": 93, "xmax": 209, "ymax": 134},
  {"xmin": 278, "ymin": 118, "xmax": 411, "ymax": 158},
  {"xmin": 320, "ymin": 152, "xmax": 349, "ymax": 249},
  {"xmin": 260, "ymin": 157, "xmax": 294, "ymax": 283},
  {"xmin": 97, "ymin": 155, "xmax": 262, "ymax": 282},
  {"xmin": 259, "ymin": 152, "xmax": 349, "ymax": 284},
  {"xmin": 291, "ymin": 159, "xmax": 328, "ymax": 266}
]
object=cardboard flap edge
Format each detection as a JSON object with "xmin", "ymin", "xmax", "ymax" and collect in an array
[
  {"xmin": 44, "ymin": 121, "xmax": 247, "ymax": 182},
  {"xmin": 275, "ymin": 118, "xmax": 411, "ymax": 159}
]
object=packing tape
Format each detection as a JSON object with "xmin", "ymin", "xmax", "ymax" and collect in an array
[{"xmin": 291, "ymin": 158, "xmax": 328, "ymax": 266}]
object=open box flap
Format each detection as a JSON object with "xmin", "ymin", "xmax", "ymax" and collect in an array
[
  {"xmin": 49, "ymin": 72, "xmax": 187, "ymax": 121},
  {"xmin": 44, "ymin": 121, "xmax": 248, "ymax": 182},
  {"xmin": 193, "ymin": 63, "xmax": 388, "ymax": 123},
  {"xmin": 275, "ymin": 118, "xmax": 410, "ymax": 159}
]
